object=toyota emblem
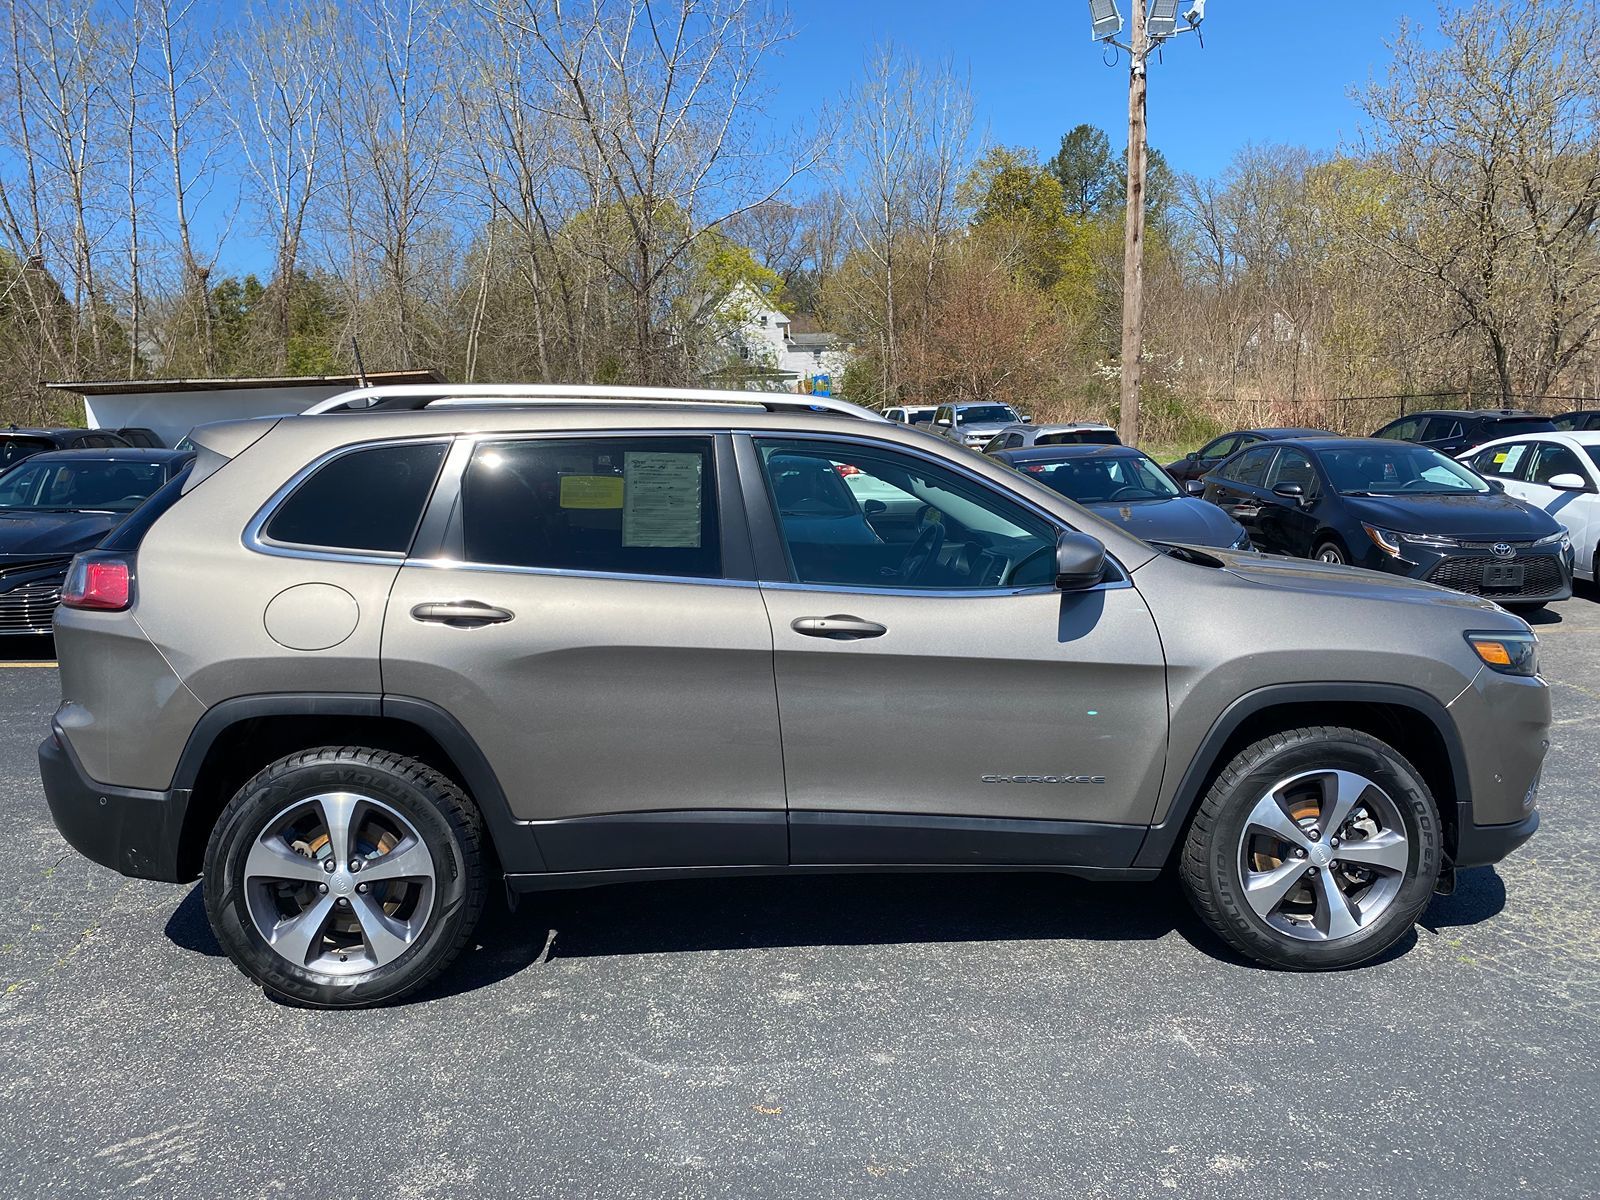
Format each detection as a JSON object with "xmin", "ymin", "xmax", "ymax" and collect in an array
[{"xmin": 1491, "ymin": 542, "xmax": 1516, "ymax": 560}]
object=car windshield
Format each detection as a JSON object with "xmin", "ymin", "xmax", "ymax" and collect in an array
[
  {"xmin": 957, "ymin": 405, "xmax": 1019, "ymax": 424},
  {"xmin": 0, "ymin": 459, "xmax": 167, "ymax": 512},
  {"xmin": 905, "ymin": 410, "xmax": 936, "ymax": 425},
  {"xmin": 1483, "ymin": 418, "xmax": 1554, "ymax": 436},
  {"xmin": 1317, "ymin": 445, "xmax": 1489, "ymax": 496},
  {"xmin": 1018, "ymin": 452, "xmax": 1180, "ymax": 503}
]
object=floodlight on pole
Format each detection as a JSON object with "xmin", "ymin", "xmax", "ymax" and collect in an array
[
  {"xmin": 1088, "ymin": 0, "xmax": 1123, "ymax": 41},
  {"xmin": 1147, "ymin": 0, "xmax": 1178, "ymax": 39},
  {"xmin": 1082, "ymin": 1, "xmax": 1212, "ymax": 448}
]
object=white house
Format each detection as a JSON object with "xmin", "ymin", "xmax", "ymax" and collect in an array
[
  {"xmin": 718, "ymin": 283, "xmax": 850, "ymax": 393},
  {"xmin": 45, "ymin": 369, "xmax": 445, "ymax": 448}
]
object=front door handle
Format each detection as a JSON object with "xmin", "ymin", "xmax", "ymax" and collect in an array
[
  {"xmin": 411, "ymin": 601, "xmax": 514, "ymax": 626},
  {"xmin": 791, "ymin": 614, "xmax": 887, "ymax": 640}
]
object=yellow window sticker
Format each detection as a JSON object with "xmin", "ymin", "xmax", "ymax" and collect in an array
[{"xmin": 559, "ymin": 474, "xmax": 624, "ymax": 509}]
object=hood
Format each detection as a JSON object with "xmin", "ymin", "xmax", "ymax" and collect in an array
[
  {"xmin": 958, "ymin": 421, "xmax": 1015, "ymax": 436},
  {"xmin": 0, "ymin": 509, "xmax": 120, "ymax": 557},
  {"xmin": 1341, "ymin": 490, "xmax": 1560, "ymax": 540},
  {"xmin": 1215, "ymin": 548, "xmax": 1504, "ymax": 613},
  {"xmin": 1084, "ymin": 496, "xmax": 1243, "ymax": 549}
]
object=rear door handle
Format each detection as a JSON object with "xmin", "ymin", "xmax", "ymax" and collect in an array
[
  {"xmin": 411, "ymin": 601, "xmax": 514, "ymax": 626},
  {"xmin": 791, "ymin": 614, "xmax": 887, "ymax": 640}
]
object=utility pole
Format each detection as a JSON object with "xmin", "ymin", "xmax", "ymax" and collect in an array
[
  {"xmin": 1120, "ymin": 2, "xmax": 1149, "ymax": 447},
  {"xmin": 1088, "ymin": 2, "xmax": 1206, "ymax": 447}
]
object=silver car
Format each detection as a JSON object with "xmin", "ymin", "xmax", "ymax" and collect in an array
[
  {"xmin": 983, "ymin": 422, "xmax": 1121, "ymax": 452},
  {"xmin": 40, "ymin": 384, "xmax": 1547, "ymax": 1006},
  {"xmin": 932, "ymin": 402, "xmax": 1028, "ymax": 450}
]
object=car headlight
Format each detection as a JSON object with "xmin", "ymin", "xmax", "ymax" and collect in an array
[
  {"xmin": 1362, "ymin": 524, "xmax": 1459, "ymax": 558},
  {"xmin": 1231, "ymin": 530, "xmax": 1252, "ymax": 550},
  {"xmin": 1531, "ymin": 529, "xmax": 1571, "ymax": 552},
  {"xmin": 1465, "ymin": 630, "xmax": 1539, "ymax": 677}
]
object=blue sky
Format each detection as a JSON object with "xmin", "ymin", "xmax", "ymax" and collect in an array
[{"xmin": 769, "ymin": 1, "xmax": 1441, "ymax": 180}]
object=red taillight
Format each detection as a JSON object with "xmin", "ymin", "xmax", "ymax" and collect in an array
[
  {"xmin": 60, "ymin": 555, "xmax": 132, "ymax": 611},
  {"xmin": 834, "ymin": 463, "xmax": 862, "ymax": 477}
]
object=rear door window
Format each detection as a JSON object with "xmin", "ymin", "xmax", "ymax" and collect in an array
[
  {"xmin": 263, "ymin": 440, "xmax": 447, "ymax": 554},
  {"xmin": 459, "ymin": 436, "xmax": 721, "ymax": 579},
  {"xmin": 1471, "ymin": 442, "xmax": 1531, "ymax": 478},
  {"xmin": 1222, "ymin": 446, "xmax": 1276, "ymax": 487}
]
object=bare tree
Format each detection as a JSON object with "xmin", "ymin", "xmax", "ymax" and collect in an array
[
  {"xmin": 512, "ymin": 0, "xmax": 817, "ymax": 383},
  {"xmin": 1356, "ymin": 0, "xmax": 1600, "ymax": 402},
  {"xmin": 224, "ymin": 0, "xmax": 336, "ymax": 368}
]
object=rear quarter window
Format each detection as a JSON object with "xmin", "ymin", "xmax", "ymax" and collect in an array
[{"xmin": 262, "ymin": 441, "xmax": 447, "ymax": 554}]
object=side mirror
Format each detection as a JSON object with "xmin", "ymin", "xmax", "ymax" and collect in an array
[
  {"xmin": 1272, "ymin": 482, "xmax": 1306, "ymax": 502},
  {"xmin": 862, "ymin": 498, "xmax": 887, "ymax": 516},
  {"xmin": 1487, "ymin": 478, "xmax": 1505, "ymax": 492},
  {"xmin": 1020, "ymin": 414, "xmax": 1033, "ymax": 424},
  {"xmin": 935, "ymin": 417, "xmax": 952, "ymax": 428},
  {"xmin": 1054, "ymin": 530, "xmax": 1106, "ymax": 592},
  {"xmin": 1547, "ymin": 472, "xmax": 1588, "ymax": 492},
  {"xmin": 1186, "ymin": 451, "xmax": 1199, "ymax": 462},
  {"xmin": 1185, "ymin": 479, "xmax": 1205, "ymax": 496}
]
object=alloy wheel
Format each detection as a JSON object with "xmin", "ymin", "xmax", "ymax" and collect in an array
[
  {"xmin": 1234, "ymin": 769, "xmax": 1410, "ymax": 942},
  {"xmin": 242, "ymin": 792, "xmax": 436, "ymax": 975}
]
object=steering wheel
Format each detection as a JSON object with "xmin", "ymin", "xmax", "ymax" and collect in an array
[
  {"xmin": 896, "ymin": 522, "xmax": 945, "ymax": 583},
  {"xmin": 1107, "ymin": 486, "xmax": 1146, "ymax": 502}
]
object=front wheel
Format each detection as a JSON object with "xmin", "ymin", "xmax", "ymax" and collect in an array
[
  {"xmin": 203, "ymin": 747, "xmax": 486, "ymax": 1007},
  {"xmin": 1314, "ymin": 541, "xmax": 1347, "ymax": 565},
  {"xmin": 1179, "ymin": 726, "xmax": 1441, "ymax": 970}
]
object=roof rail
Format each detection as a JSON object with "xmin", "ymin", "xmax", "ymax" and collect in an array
[{"xmin": 300, "ymin": 382, "xmax": 886, "ymax": 423}]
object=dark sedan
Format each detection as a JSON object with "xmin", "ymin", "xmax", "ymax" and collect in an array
[
  {"xmin": 1200, "ymin": 437, "xmax": 1571, "ymax": 610},
  {"xmin": 993, "ymin": 443, "xmax": 1251, "ymax": 550},
  {"xmin": 1553, "ymin": 410, "xmax": 1600, "ymax": 432},
  {"xmin": 1165, "ymin": 427, "xmax": 1331, "ymax": 486},
  {"xmin": 0, "ymin": 448, "xmax": 192, "ymax": 635}
]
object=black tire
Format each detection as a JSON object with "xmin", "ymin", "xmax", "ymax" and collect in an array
[
  {"xmin": 1178, "ymin": 726, "xmax": 1441, "ymax": 970},
  {"xmin": 203, "ymin": 747, "xmax": 486, "ymax": 1008},
  {"xmin": 1313, "ymin": 539, "xmax": 1347, "ymax": 565}
]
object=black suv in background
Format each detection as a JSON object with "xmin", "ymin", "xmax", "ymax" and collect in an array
[
  {"xmin": 1166, "ymin": 428, "xmax": 1331, "ymax": 487},
  {"xmin": 1, "ymin": 427, "xmax": 131, "ymax": 470},
  {"xmin": 1200, "ymin": 436, "xmax": 1572, "ymax": 610},
  {"xmin": 1552, "ymin": 410, "xmax": 1600, "ymax": 432},
  {"xmin": 1370, "ymin": 410, "xmax": 1555, "ymax": 457}
]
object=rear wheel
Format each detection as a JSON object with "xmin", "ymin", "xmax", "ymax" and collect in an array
[
  {"xmin": 1179, "ymin": 726, "xmax": 1440, "ymax": 970},
  {"xmin": 203, "ymin": 747, "xmax": 486, "ymax": 1007}
]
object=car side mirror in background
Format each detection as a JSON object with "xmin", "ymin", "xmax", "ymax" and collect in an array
[
  {"xmin": 1272, "ymin": 482, "xmax": 1306, "ymax": 502},
  {"xmin": 1054, "ymin": 530, "xmax": 1106, "ymax": 592},
  {"xmin": 1547, "ymin": 472, "xmax": 1588, "ymax": 492},
  {"xmin": 1020, "ymin": 414, "xmax": 1033, "ymax": 424},
  {"xmin": 935, "ymin": 417, "xmax": 952, "ymax": 428},
  {"xmin": 1185, "ymin": 451, "xmax": 1199, "ymax": 462},
  {"xmin": 1486, "ymin": 478, "xmax": 1505, "ymax": 492},
  {"xmin": 1185, "ymin": 479, "xmax": 1205, "ymax": 496}
]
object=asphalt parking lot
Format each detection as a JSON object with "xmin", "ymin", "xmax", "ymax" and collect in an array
[{"xmin": 1, "ymin": 595, "xmax": 1597, "ymax": 1199}]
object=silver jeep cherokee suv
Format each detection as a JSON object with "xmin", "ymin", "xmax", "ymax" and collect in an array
[{"xmin": 39, "ymin": 385, "xmax": 1547, "ymax": 1007}]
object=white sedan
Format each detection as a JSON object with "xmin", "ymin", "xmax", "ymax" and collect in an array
[{"xmin": 1459, "ymin": 431, "xmax": 1600, "ymax": 581}]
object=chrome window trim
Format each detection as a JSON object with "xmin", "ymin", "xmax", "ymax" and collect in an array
[
  {"xmin": 243, "ymin": 435, "xmax": 453, "ymax": 564},
  {"xmin": 739, "ymin": 427, "xmax": 1133, "ymax": 590},
  {"xmin": 402, "ymin": 557, "xmax": 756, "ymax": 589},
  {"xmin": 758, "ymin": 577, "xmax": 1132, "ymax": 598}
]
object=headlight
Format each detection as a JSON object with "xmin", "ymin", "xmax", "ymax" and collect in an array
[
  {"xmin": 1362, "ymin": 524, "xmax": 1458, "ymax": 558},
  {"xmin": 1531, "ymin": 529, "xmax": 1571, "ymax": 552},
  {"xmin": 1231, "ymin": 530, "xmax": 1252, "ymax": 550},
  {"xmin": 1465, "ymin": 630, "xmax": 1539, "ymax": 677}
]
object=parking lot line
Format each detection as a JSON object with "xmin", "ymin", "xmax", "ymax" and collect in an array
[{"xmin": 0, "ymin": 662, "xmax": 56, "ymax": 668}]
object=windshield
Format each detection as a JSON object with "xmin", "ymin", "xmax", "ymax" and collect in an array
[
  {"xmin": 1020, "ymin": 452, "xmax": 1180, "ymax": 502},
  {"xmin": 905, "ymin": 410, "xmax": 936, "ymax": 426},
  {"xmin": 0, "ymin": 459, "xmax": 167, "ymax": 512},
  {"xmin": 957, "ymin": 405, "xmax": 1019, "ymax": 425},
  {"xmin": 1484, "ymin": 417, "xmax": 1555, "ymax": 437},
  {"xmin": 1317, "ymin": 444, "xmax": 1489, "ymax": 496}
]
